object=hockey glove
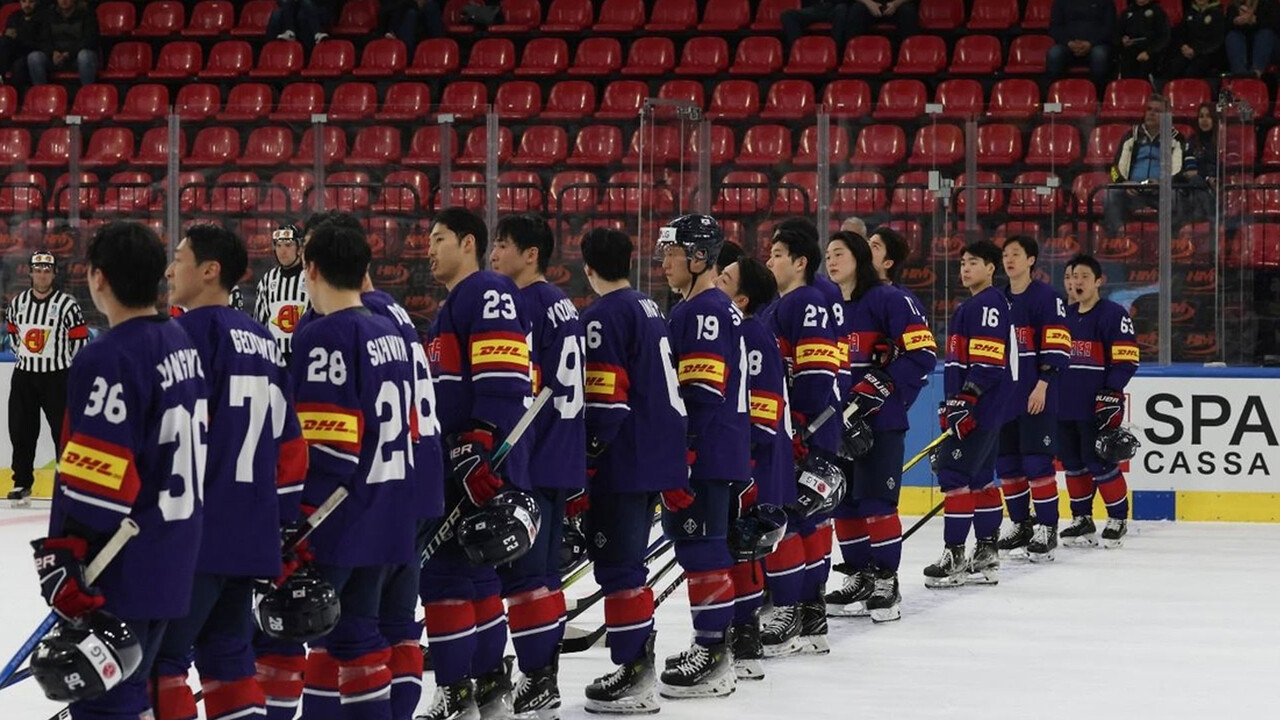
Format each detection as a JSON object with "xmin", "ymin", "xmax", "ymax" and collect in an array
[
  {"xmin": 790, "ymin": 411, "xmax": 811, "ymax": 464},
  {"xmin": 849, "ymin": 368, "xmax": 894, "ymax": 419},
  {"xmin": 736, "ymin": 481, "xmax": 758, "ymax": 514},
  {"xmin": 661, "ymin": 487, "xmax": 696, "ymax": 512},
  {"xmin": 566, "ymin": 490, "xmax": 590, "ymax": 520},
  {"xmin": 1094, "ymin": 388, "xmax": 1125, "ymax": 431},
  {"xmin": 943, "ymin": 390, "xmax": 980, "ymax": 441},
  {"xmin": 447, "ymin": 421, "xmax": 505, "ymax": 507},
  {"xmin": 276, "ymin": 507, "xmax": 317, "ymax": 585},
  {"xmin": 870, "ymin": 337, "xmax": 900, "ymax": 368},
  {"xmin": 31, "ymin": 536, "xmax": 105, "ymax": 621}
]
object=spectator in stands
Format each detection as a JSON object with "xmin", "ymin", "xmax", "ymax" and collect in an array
[
  {"xmin": 1117, "ymin": 0, "xmax": 1171, "ymax": 82},
  {"xmin": 848, "ymin": 0, "xmax": 919, "ymax": 39},
  {"xmin": 1180, "ymin": 102, "xmax": 1219, "ymax": 220},
  {"xmin": 27, "ymin": 0, "xmax": 97, "ymax": 85},
  {"xmin": 378, "ymin": 0, "xmax": 444, "ymax": 49},
  {"xmin": 780, "ymin": 0, "xmax": 854, "ymax": 57},
  {"xmin": 1225, "ymin": 0, "xmax": 1278, "ymax": 78},
  {"xmin": 1047, "ymin": 0, "xmax": 1115, "ymax": 87},
  {"xmin": 1105, "ymin": 94, "xmax": 1186, "ymax": 237},
  {"xmin": 268, "ymin": 0, "xmax": 328, "ymax": 50},
  {"xmin": 0, "ymin": 0, "xmax": 43, "ymax": 86},
  {"xmin": 1167, "ymin": 0, "xmax": 1226, "ymax": 81},
  {"xmin": 841, "ymin": 217, "xmax": 867, "ymax": 237}
]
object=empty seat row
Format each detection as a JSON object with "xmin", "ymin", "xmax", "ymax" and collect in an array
[{"xmin": 92, "ymin": 38, "xmax": 413, "ymax": 82}]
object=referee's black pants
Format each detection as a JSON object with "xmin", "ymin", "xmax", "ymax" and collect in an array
[{"xmin": 9, "ymin": 368, "xmax": 67, "ymax": 491}]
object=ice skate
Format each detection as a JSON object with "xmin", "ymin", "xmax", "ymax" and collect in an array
[
  {"xmin": 512, "ymin": 661, "xmax": 560, "ymax": 720},
  {"xmin": 658, "ymin": 643, "xmax": 735, "ymax": 699},
  {"xmin": 584, "ymin": 635, "xmax": 659, "ymax": 715},
  {"xmin": 7, "ymin": 486, "xmax": 31, "ymax": 508},
  {"xmin": 1101, "ymin": 518, "xmax": 1128, "ymax": 549},
  {"xmin": 476, "ymin": 658, "xmax": 514, "ymax": 719},
  {"xmin": 797, "ymin": 600, "xmax": 830, "ymax": 655},
  {"xmin": 1027, "ymin": 524, "xmax": 1057, "ymax": 563},
  {"xmin": 865, "ymin": 570, "xmax": 901, "ymax": 623},
  {"xmin": 760, "ymin": 604, "xmax": 802, "ymax": 657},
  {"xmin": 1060, "ymin": 516, "xmax": 1098, "ymax": 547},
  {"xmin": 923, "ymin": 545, "xmax": 968, "ymax": 588},
  {"xmin": 823, "ymin": 569, "xmax": 873, "ymax": 617},
  {"xmin": 417, "ymin": 680, "xmax": 480, "ymax": 720},
  {"xmin": 729, "ymin": 616, "xmax": 764, "ymax": 681},
  {"xmin": 967, "ymin": 536, "xmax": 1000, "ymax": 585},
  {"xmin": 997, "ymin": 519, "xmax": 1034, "ymax": 559}
]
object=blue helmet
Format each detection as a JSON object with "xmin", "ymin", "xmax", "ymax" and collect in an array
[{"xmin": 657, "ymin": 214, "xmax": 724, "ymax": 268}]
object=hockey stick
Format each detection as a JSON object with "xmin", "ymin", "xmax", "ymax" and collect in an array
[
  {"xmin": 420, "ymin": 387, "xmax": 554, "ymax": 568},
  {"xmin": 561, "ymin": 552, "xmax": 686, "ymax": 654},
  {"xmin": 0, "ymin": 517, "xmax": 141, "ymax": 690}
]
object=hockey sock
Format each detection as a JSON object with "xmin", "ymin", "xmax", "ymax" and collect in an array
[
  {"xmin": 301, "ymin": 648, "xmax": 341, "ymax": 720},
  {"xmin": 800, "ymin": 522, "xmax": 833, "ymax": 602},
  {"xmin": 764, "ymin": 534, "xmax": 804, "ymax": 608},
  {"xmin": 943, "ymin": 490, "xmax": 976, "ymax": 547},
  {"xmin": 833, "ymin": 517, "xmax": 871, "ymax": 571},
  {"xmin": 603, "ymin": 587, "xmax": 654, "ymax": 666},
  {"xmin": 999, "ymin": 476, "xmax": 1031, "ymax": 523},
  {"xmin": 507, "ymin": 588, "xmax": 567, "ymax": 674},
  {"xmin": 973, "ymin": 487, "xmax": 1004, "ymax": 539},
  {"xmin": 1029, "ymin": 477, "xmax": 1060, "ymax": 527},
  {"xmin": 202, "ymin": 678, "xmax": 267, "ymax": 720},
  {"xmin": 866, "ymin": 513, "xmax": 903, "ymax": 572},
  {"xmin": 471, "ymin": 595, "xmax": 508, "ymax": 677},
  {"xmin": 730, "ymin": 561, "xmax": 765, "ymax": 624},
  {"xmin": 687, "ymin": 568, "xmax": 734, "ymax": 646},
  {"xmin": 388, "ymin": 640, "xmax": 424, "ymax": 720},
  {"xmin": 154, "ymin": 673, "xmax": 198, "ymax": 720},
  {"xmin": 1065, "ymin": 472, "xmax": 1096, "ymax": 518},
  {"xmin": 337, "ymin": 649, "xmax": 393, "ymax": 720},
  {"xmin": 422, "ymin": 599, "xmax": 477, "ymax": 686},
  {"xmin": 254, "ymin": 652, "xmax": 306, "ymax": 720},
  {"xmin": 1096, "ymin": 471, "xmax": 1130, "ymax": 519}
]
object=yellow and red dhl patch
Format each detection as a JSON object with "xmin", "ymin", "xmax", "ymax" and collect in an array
[
  {"xmin": 585, "ymin": 363, "xmax": 629, "ymax": 402},
  {"xmin": 749, "ymin": 391, "xmax": 783, "ymax": 425},
  {"xmin": 1111, "ymin": 343, "xmax": 1140, "ymax": 363},
  {"xmin": 678, "ymin": 354, "xmax": 727, "ymax": 386},
  {"xmin": 794, "ymin": 341, "xmax": 840, "ymax": 369},
  {"xmin": 470, "ymin": 332, "xmax": 530, "ymax": 370},
  {"xmin": 23, "ymin": 327, "xmax": 51, "ymax": 354},
  {"xmin": 298, "ymin": 405, "xmax": 363, "ymax": 446},
  {"xmin": 903, "ymin": 326, "xmax": 937, "ymax": 352},
  {"xmin": 59, "ymin": 434, "xmax": 140, "ymax": 504},
  {"xmin": 1043, "ymin": 326, "xmax": 1072, "ymax": 350},
  {"xmin": 968, "ymin": 338, "xmax": 1007, "ymax": 363}
]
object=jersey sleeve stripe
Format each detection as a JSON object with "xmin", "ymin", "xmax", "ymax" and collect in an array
[
  {"xmin": 313, "ymin": 443, "xmax": 360, "ymax": 464},
  {"xmin": 470, "ymin": 331, "xmax": 531, "ymax": 375},
  {"xmin": 297, "ymin": 402, "xmax": 364, "ymax": 453},
  {"xmin": 967, "ymin": 338, "xmax": 1007, "ymax": 364},
  {"xmin": 677, "ymin": 353, "xmax": 728, "ymax": 392},
  {"xmin": 902, "ymin": 325, "xmax": 937, "ymax": 352},
  {"xmin": 793, "ymin": 340, "xmax": 841, "ymax": 372},
  {"xmin": 1111, "ymin": 343, "xmax": 1140, "ymax": 363},
  {"xmin": 58, "ymin": 433, "xmax": 142, "ymax": 507},
  {"xmin": 1042, "ymin": 326, "xmax": 1071, "ymax": 351},
  {"xmin": 586, "ymin": 363, "xmax": 630, "ymax": 404},
  {"xmin": 749, "ymin": 390, "xmax": 784, "ymax": 428},
  {"xmin": 60, "ymin": 486, "xmax": 133, "ymax": 516}
]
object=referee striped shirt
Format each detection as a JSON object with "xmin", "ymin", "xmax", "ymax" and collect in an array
[
  {"xmin": 5, "ymin": 289, "xmax": 88, "ymax": 373},
  {"xmin": 254, "ymin": 264, "xmax": 309, "ymax": 356}
]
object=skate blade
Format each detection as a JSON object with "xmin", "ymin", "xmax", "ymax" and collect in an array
[
  {"xmin": 797, "ymin": 635, "xmax": 830, "ymax": 655},
  {"xmin": 1002, "ymin": 547, "xmax": 1030, "ymax": 560},
  {"xmin": 1062, "ymin": 534, "xmax": 1098, "ymax": 548},
  {"xmin": 513, "ymin": 706, "xmax": 561, "ymax": 720},
  {"xmin": 658, "ymin": 671, "xmax": 735, "ymax": 699},
  {"xmin": 584, "ymin": 689, "xmax": 660, "ymax": 715},
  {"xmin": 761, "ymin": 637, "xmax": 803, "ymax": 658},
  {"xmin": 869, "ymin": 605, "xmax": 901, "ymax": 623},
  {"xmin": 1102, "ymin": 538, "xmax": 1125, "ymax": 549},
  {"xmin": 924, "ymin": 574, "xmax": 967, "ymax": 589},
  {"xmin": 1027, "ymin": 550, "xmax": 1055, "ymax": 563},
  {"xmin": 10, "ymin": 499, "xmax": 32, "ymax": 509},
  {"xmin": 825, "ymin": 602, "xmax": 869, "ymax": 618},
  {"xmin": 966, "ymin": 569, "xmax": 999, "ymax": 585},
  {"xmin": 732, "ymin": 660, "xmax": 764, "ymax": 681}
]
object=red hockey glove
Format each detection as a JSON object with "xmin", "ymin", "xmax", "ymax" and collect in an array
[
  {"xmin": 1094, "ymin": 388, "xmax": 1125, "ymax": 431},
  {"xmin": 566, "ymin": 490, "xmax": 590, "ymax": 520},
  {"xmin": 448, "ymin": 422, "xmax": 504, "ymax": 507},
  {"xmin": 790, "ymin": 411, "xmax": 810, "ymax": 464},
  {"xmin": 943, "ymin": 391, "xmax": 979, "ymax": 441},
  {"xmin": 661, "ymin": 487, "xmax": 696, "ymax": 512},
  {"xmin": 31, "ymin": 536, "xmax": 105, "ymax": 621},
  {"xmin": 870, "ymin": 337, "xmax": 900, "ymax": 368}
]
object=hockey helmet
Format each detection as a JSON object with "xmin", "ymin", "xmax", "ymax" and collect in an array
[
  {"xmin": 1095, "ymin": 426, "xmax": 1141, "ymax": 464},
  {"xmin": 839, "ymin": 416, "xmax": 875, "ymax": 461},
  {"xmin": 272, "ymin": 223, "xmax": 301, "ymax": 246},
  {"xmin": 729, "ymin": 503, "xmax": 789, "ymax": 563},
  {"xmin": 559, "ymin": 516, "xmax": 589, "ymax": 575},
  {"xmin": 29, "ymin": 251, "xmax": 56, "ymax": 270},
  {"xmin": 791, "ymin": 455, "xmax": 846, "ymax": 518},
  {"xmin": 656, "ymin": 214, "xmax": 724, "ymax": 269},
  {"xmin": 458, "ymin": 490, "xmax": 542, "ymax": 566},
  {"xmin": 30, "ymin": 611, "xmax": 142, "ymax": 703},
  {"xmin": 253, "ymin": 568, "xmax": 341, "ymax": 642}
]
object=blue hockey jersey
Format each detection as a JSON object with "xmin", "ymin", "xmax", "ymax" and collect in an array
[
  {"xmin": 522, "ymin": 280, "xmax": 587, "ymax": 489},
  {"xmin": 944, "ymin": 286, "xmax": 1015, "ymax": 430},
  {"xmin": 1060, "ymin": 299, "xmax": 1140, "ymax": 421},
  {"xmin": 767, "ymin": 286, "xmax": 841, "ymax": 454},
  {"xmin": 842, "ymin": 283, "xmax": 937, "ymax": 432},
  {"xmin": 1006, "ymin": 280, "xmax": 1071, "ymax": 414},
  {"xmin": 742, "ymin": 315, "xmax": 794, "ymax": 506}
]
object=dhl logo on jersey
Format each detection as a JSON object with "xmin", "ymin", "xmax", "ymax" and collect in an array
[
  {"xmin": 968, "ymin": 338, "xmax": 1006, "ymax": 363},
  {"xmin": 1111, "ymin": 343, "xmax": 1140, "ymax": 363},
  {"xmin": 678, "ymin": 355, "xmax": 727, "ymax": 386},
  {"xmin": 59, "ymin": 441, "xmax": 130, "ymax": 491},
  {"xmin": 470, "ymin": 332, "xmax": 530, "ymax": 371},
  {"xmin": 902, "ymin": 326, "xmax": 936, "ymax": 352},
  {"xmin": 22, "ymin": 327, "xmax": 51, "ymax": 354},
  {"xmin": 1043, "ymin": 326, "xmax": 1071, "ymax": 351},
  {"xmin": 273, "ymin": 304, "xmax": 305, "ymax": 334},
  {"xmin": 299, "ymin": 410, "xmax": 362, "ymax": 445},
  {"xmin": 749, "ymin": 391, "xmax": 783, "ymax": 426},
  {"xmin": 585, "ymin": 364, "xmax": 628, "ymax": 403},
  {"xmin": 794, "ymin": 341, "xmax": 840, "ymax": 369}
]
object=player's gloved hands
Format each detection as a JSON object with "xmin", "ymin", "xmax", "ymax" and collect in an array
[
  {"xmin": 661, "ymin": 487, "xmax": 696, "ymax": 512},
  {"xmin": 870, "ymin": 337, "xmax": 899, "ymax": 368},
  {"xmin": 276, "ymin": 507, "xmax": 317, "ymax": 585},
  {"xmin": 448, "ymin": 421, "xmax": 504, "ymax": 507},
  {"xmin": 1094, "ymin": 388, "xmax": 1125, "ymax": 431},
  {"xmin": 943, "ymin": 390, "xmax": 980, "ymax": 440},
  {"xmin": 850, "ymin": 368, "xmax": 894, "ymax": 419},
  {"xmin": 736, "ymin": 481, "xmax": 758, "ymax": 513},
  {"xmin": 31, "ymin": 536, "xmax": 105, "ymax": 621},
  {"xmin": 790, "ymin": 411, "xmax": 810, "ymax": 464},
  {"xmin": 566, "ymin": 490, "xmax": 590, "ymax": 519}
]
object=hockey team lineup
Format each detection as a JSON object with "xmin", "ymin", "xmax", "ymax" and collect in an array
[{"xmin": 0, "ymin": 208, "xmax": 1157, "ymax": 720}]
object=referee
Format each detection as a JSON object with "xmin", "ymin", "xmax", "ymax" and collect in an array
[
  {"xmin": 253, "ymin": 222, "xmax": 309, "ymax": 360},
  {"xmin": 5, "ymin": 252, "xmax": 88, "ymax": 505}
]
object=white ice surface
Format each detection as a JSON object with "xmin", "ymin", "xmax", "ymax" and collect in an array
[{"xmin": 1, "ymin": 506, "xmax": 1276, "ymax": 719}]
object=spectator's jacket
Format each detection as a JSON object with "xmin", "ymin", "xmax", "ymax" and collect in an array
[
  {"xmin": 1185, "ymin": 128, "xmax": 1218, "ymax": 181},
  {"xmin": 1050, "ymin": 0, "xmax": 1116, "ymax": 47},
  {"xmin": 39, "ymin": 4, "xmax": 98, "ymax": 56},
  {"xmin": 1226, "ymin": 0, "xmax": 1280, "ymax": 33},
  {"xmin": 1111, "ymin": 124, "xmax": 1185, "ymax": 183},
  {"xmin": 1178, "ymin": 1, "xmax": 1226, "ymax": 57},
  {"xmin": 1118, "ymin": 1, "xmax": 1171, "ymax": 57},
  {"xmin": 4, "ymin": 7, "xmax": 45, "ymax": 56}
]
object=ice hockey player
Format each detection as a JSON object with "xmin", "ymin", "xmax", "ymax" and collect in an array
[
  {"xmin": 824, "ymin": 232, "xmax": 936, "ymax": 621},
  {"xmin": 421, "ymin": 207, "xmax": 535, "ymax": 720},
  {"xmin": 655, "ymin": 214, "xmax": 751, "ymax": 699},
  {"xmin": 1058, "ymin": 254, "xmax": 1140, "ymax": 549},
  {"xmin": 254, "ymin": 223, "xmax": 309, "ymax": 361},
  {"xmin": 488, "ymin": 213, "xmax": 587, "ymax": 719},
  {"xmin": 30, "ymin": 221, "xmax": 207, "ymax": 718},
  {"xmin": 995, "ymin": 237, "xmax": 1072, "ymax": 562},
  {"xmin": 288, "ymin": 221, "xmax": 420, "ymax": 719},
  {"xmin": 714, "ymin": 256, "xmax": 790, "ymax": 680},
  {"xmin": 771, "ymin": 219, "xmax": 850, "ymax": 398},
  {"xmin": 578, "ymin": 227, "xmax": 689, "ymax": 714},
  {"xmin": 762, "ymin": 228, "xmax": 843, "ymax": 656},
  {"xmin": 926, "ymin": 240, "xmax": 1014, "ymax": 588},
  {"xmin": 152, "ymin": 224, "xmax": 307, "ymax": 720}
]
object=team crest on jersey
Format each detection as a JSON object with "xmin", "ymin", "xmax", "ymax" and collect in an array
[
  {"xmin": 22, "ymin": 327, "xmax": 50, "ymax": 354},
  {"xmin": 273, "ymin": 304, "xmax": 304, "ymax": 334}
]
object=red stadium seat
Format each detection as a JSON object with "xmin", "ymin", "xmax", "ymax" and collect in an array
[
  {"xmin": 269, "ymin": 83, "xmax": 324, "ymax": 121},
  {"xmin": 1222, "ymin": 124, "xmax": 1257, "ymax": 169},
  {"xmin": 405, "ymin": 126, "xmax": 460, "ymax": 166},
  {"xmin": 823, "ymin": 80, "xmax": 871, "ymax": 119},
  {"xmin": 1262, "ymin": 127, "xmax": 1280, "ymax": 168},
  {"xmin": 1046, "ymin": 79, "xmax": 1099, "ymax": 120},
  {"xmin": 1221, "ymin": 77, "xmax": 1270, "ymax": 118},
  {"xmin": 730, "ymin": 36, "xmax": 783, "ymax": 76},
  {"xmin": 935, "ymin": 79, "xmax": 984, "ymax": 120},
  {"xmin": 1007, "ymin": 171, "xmax": 1063, "ymax": 216},
  {"xmin": 1005, "ymin": 35, "xmax": 1051, "ymax": 74},
  {"xmin": 550, "ymin": 171, "xmax": 599, "ymax": 213},
  {"xmin": 623, "ymin": 37, "xmax": 677, "ymax": 76},
  {"xmin": 0, "ymin": 170, "xmax": 43, "ymax": 213},
  {"xmin": 622, "ymin": 126, "xmax": 681, "ymax": 165},
  {"xmin": 97, "ymin": 2, "xmax": 136, "ymax": 36},
  {"xmin": 231, "ymin": 0, "xmax": 274, "ymax": 36},
  {"xmin": 761, "ymin": 80, "xmax": 815, "ymax": 120},
  {"xmin": 852, "ymin": 125, "xmax": 907, "ymax": 167},
  {"xmin": 699, "ymin": 0, "xmax": 750, "ymax": 30},
  {"xmin": 596, "ymin": 80, "xmax": 647, "ymax": 120},
  {"xmin": 646, "ymin": 0, "xmax": 697, "ymax": 31},
  {"xmin": 376, "ymin": 82, "xmax": 431, "ymax": 121},
  {"xmin": 675, "ymin": 36, "xmax": 729, "ymax": 75},
  {"xmin": 949, "ymin": 34, "xmax": 1002, "ymax": 75},
  {"xmin": 1022, "ymin": 0, "xmax": 1052, "ymax": 29},
  {"xmin": 737, "ymin": 125, "xmax": 792, "ymax": 166},
  {"xmin": 1099, "ymin": 79, "xmax": 1153, "ymax": 121},
  {"xmin": 1163, "ymin": 79, "xmax": 1211, "ymax": 119},
  {"xmin": 185, "ymin": 126, "xmax": 238, "ymax": 168},
  {"xmin": 238, "ymin": 126, "xmax": 294, "ymax": 167},
  {"xmin": 497, "ymin": 171, "xmax": 544, "ymax": 212},
  {"xmin": 967, "ymin": 0, "xmax": 1017, "ymax": 30},
  {"xmin": 511, "ymin": 125, "xmax": 570, "ymax": 167},
  {"xmin": 516, "ymin": 38, "xmax": 569, "ymax": 76},
  {"xmin": 348, "ymin": 126, "xmax": 402, "ymax": 167},
  {"xmin": 839, "ymin": 35, "xmax": 891, "ymax": 75},
  {"xmin": 149, "ymin": 41, "xmax": 202, "ymax": 79},
  {"xmin": 689, "ymin": 125, "xmax": 736, "ymax": 165},
  {"xmin": 0, "ymin": 130, "xmax": 32, "ymax": 167},
  {"xmin": 977, "ymin": 124, "xmax": 1024, "ymax": 166},
  {"xmin": 209, "ymin": 171, "xmax": 262, "ymax": 213},
  {"xmin": 909, "ymin": 124, "xmax": 964, "ymax": 166},
  {"xmin": 70, "ymin": 84, "xmax": 117, "ymax": 123},
  {"xmin": 540, "ymin": 0, "xmax": 593, "ymax": 31},
  {"xmin": 372, "ymin": 170, "xmax": 431, "ymax": 213},
  {"xmin": 51, "ymin": 172, "xmax": 101, "ymax": 213},
  {"xmin": 250, "ymin": 40, "xmax": 304, "ymax": 78},
  {"xmin": 954, "ymin": 172, "xmax": 1005, "ymax": 214},
  {"xmin": 752, "ymin": 0, "xmax": 798, "ymax": 30},
  {"xmin": 593, "ymin": 0, "xmax": 644, "ymax": 31},
  {"xmin": 889, "ymin": 171, "xmax": 933, "ymax": 215},
  {"xmin": 785, "ymin": 36, "xmax": 837, "ymax": 75},
  {"xmin": 198, "ymin": 40, "xmax": 252, "ymax": 79},
  {"xmin": 456, "ymin": 125, "xmax": 513, "ymax": 166},
  {"xmin": 100, "ymin": 42, "xmax": 152, "ymax": 80},
  {"xmin": 115, "ymin": 84, "xmax": 168, "ymax": 123},
  {"xmin": 134, "ymin": 1, "xmax": 184, "ymax": 36},
  {"xmin": 494, "ymin": 81, "xmax": 543, "ymax": 120},
  {"xmin": 291, "ymin": 126, "xmax": 347, "ymax": 166},
  {"xmin": 920, "ymin": 0, "xmax": 964, "ymax": 29},
  {"xmin": 333, "ymin": 0, "xmax": 376, "ymax": 34},
  {"xmin": 873, "ymin": 79, "xmax": 928, "ymax": 121},
  {"xmin": 602, "ymin": 171, "xmax": 674, "ymax": 215},
  {"xmin": 462, "ymin": 38, "xmax": 515, "ymax": 77},
  {"xmin": 713, "ymin": 171, "xmax": 769, "ymax": 214},
  {"xmin": 986, "ymin": 79, "xmax": 1041, "ymax": 120},
  {"xmin": 491, "ymin": 0, "xmax": 542, "ymax": 32},
  {"xmin": 568, "ymin": 125, "xmax": 624, "ymax": 166},
  {"xmin": 30, "ymin": 129, "xmax": 75, "ymax": 168},
  {"xmin": 893, "ymin": 35, "xmax": 947, "ymax": 74},
  {"xmin": 303, "ymin": 39, "xmax": 356, "ymax": 78},
  {"xmin": 408, "ymin": 38, "xmax": 459, "ymax": 77},
  {"xmin": 569, "ymin": 38, "xmax": 622, "ymax": 76},
  {"xmin": 832, "ymin": 170, "xmax": 886, "ymax": 215},
  {"xmin": 1250, "ymin": 173, "xmax": 1280, "ymax": 217},
  {"xmin": 216, "ymin": 83, "xmax": 273, "ymax": 121},
  {"xmin": 437, "ymin": 81, "xmax": 488, "ymax": 118},
  {"xmin": 328, "ymin": 82, "xmax": 378, "ymax": 121},
  {"xmin": 0, "ymin": 86, "xmax": 15, "ymax": 123},
  {"xmin": 184, "ymin": 0, "xmax": 233, "ymax": 36},
  {"xmin": 354, "ymin": 38, "xmax": 406, "ymax": 78},
  {"xmin": 794, "ymin": 124, "xmax": 850, "ymax": 166},
  {"xmin": 543, "ymin": 81, "xmax": 596, "ymax": 119},
  {"xmin": 1239, "ymin": 223, "xmax": 1280, "ymax": 268},
  {"xmin": 134, "ymin": 127, "xmax": 184, "ymax": 166},
  {"xmin": 102, "ymin": 171, "xmax": 155, "ymax": 214},
  {"xmin": 174, "ymin": 83, "xmax": 221, "ymax": 122},
  {"xmin": 1085, "ymin": 124, "xmax": 1130, "ymax": 166},
  {"xmin": 774, "ymin": 171, "xmax": 818, "ymax": 213},
  {"xmin": 81, "ymin": 128, "xmax": 134, "ymax": 168},
  {"xmin": 320, "ymin": 171, "xmax": 373, "ymax": 212},
  {"xmin": 14, "ymin": 85, "xmax": 67, "ymax": 124},
  {"xmin": 708, "ymin": 80, "xmax": 760, "ymax": 120},
  {"xmin": 658, "ymin": 79, "xmax": 706, "ymax": 111}
]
